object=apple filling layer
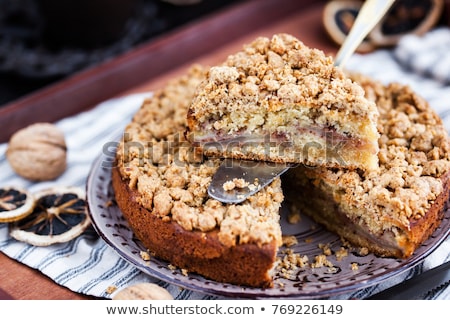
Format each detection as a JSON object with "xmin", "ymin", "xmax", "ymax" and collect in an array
[{"xmin": 190, "ymin": 121, "xmax": 379, "ymax": 170}]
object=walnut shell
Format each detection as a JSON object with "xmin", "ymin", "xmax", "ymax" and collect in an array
[
  {"xmin": 112, "ymin": 283, "xmax": 174, "ymax": 300},
  {"xmin": 6, "ymin": 123, "xmax": 67, "ymax": 181}
]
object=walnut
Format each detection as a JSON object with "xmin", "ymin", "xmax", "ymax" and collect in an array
[
  {"xmin": 112, "ymin": 283, "xmax": 173, "ymax": 300},
  {"xmin": 6, "ymin": 123, "xmax": 67, "ymax": 181}
]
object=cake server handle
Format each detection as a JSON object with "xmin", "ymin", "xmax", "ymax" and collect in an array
[
  {"xmin": 334, "ymin": 0, "xmax": 395, "ymax": 67},
  {"xmin": 208, "ymin": 0, "xmax": 395, "ymax": 204}
]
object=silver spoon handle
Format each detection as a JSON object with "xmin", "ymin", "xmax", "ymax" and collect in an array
[{"xmin": 334, "ymin": 0, "xmax": 396, "ymax": 68}]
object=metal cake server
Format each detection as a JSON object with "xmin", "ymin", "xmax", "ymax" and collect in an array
[
  {"xmin": 208, "ymin": 0, "xmax": 395, "ymax": 204},
  {"xmin": 208, "ymin": 158, "xmax": 293, "ymax": 203}
]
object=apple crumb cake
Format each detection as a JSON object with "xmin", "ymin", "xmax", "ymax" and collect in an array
[
  {"xmin": 112, "ymin": 41, "xmax": 450, "ymax": 289},
  {"xmin": 186, "ymin": 33, "xmax": 380, "ymax": 171},
  {"xmin": 283, "ymin": 73, "xmax": 450, "ymax": 258}
]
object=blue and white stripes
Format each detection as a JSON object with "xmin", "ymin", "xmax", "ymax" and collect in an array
[{"xmin": 394, "ymin": 28, "xmax": 450, "ymax": 85}]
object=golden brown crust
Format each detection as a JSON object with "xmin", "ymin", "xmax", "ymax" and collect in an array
[{"xmin": 112, "ymin": 167, "xmax": 277, "ymax": 288}]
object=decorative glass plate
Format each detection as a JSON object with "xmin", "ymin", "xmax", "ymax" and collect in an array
[{"xmin": 86, "ymin": 147, "xmax": 450, "ymax": 299}]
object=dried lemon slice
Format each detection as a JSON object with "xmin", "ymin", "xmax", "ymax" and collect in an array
[
  {"xmin": 9, "ymin": 186, "xmax": 91, "ymax": 246},
  {"xmin": 0, "ymin": 187, "xmax": 35, "ymax": 223}
]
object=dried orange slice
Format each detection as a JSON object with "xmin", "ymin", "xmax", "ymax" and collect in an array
[
  {"xmin": 0, "ymin": 187, "xmax": 35, "ymax": 223},
  {"xmin": 370, "ymin": 0, "xmax": 444, "ymax": 46},
  {"xmin": 9, "ymin": 186, "xmax": 91, "ymax": 246}
]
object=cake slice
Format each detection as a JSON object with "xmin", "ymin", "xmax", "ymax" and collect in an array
[
  {"xmin": 186, "ymin": 33, "xmax": 380, "ymax": 171},
  {"xmin": 283, "ymin": 74, "xmax": 450, "ymax": 258}
]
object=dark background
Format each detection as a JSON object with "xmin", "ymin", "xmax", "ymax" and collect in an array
[
  {"xmin": 0, "ymin": 0, "xmax": 242, "ymax": 107},
  {"xmin": 1, "ymin": 0, "xmax": 449, "ymax": 109}
]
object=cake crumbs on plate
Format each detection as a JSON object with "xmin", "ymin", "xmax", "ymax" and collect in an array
[
  {"xmin": 168, "ymin": 264, "xmax": 177, "ymax": 271},
  {"xmin": 105, "ymin": 200, "xmax": 115, "ymax": 208},
  {"xmin": 287, "ymin": 211, "xmax": 301, "ymax": 224},
  {"xmin": 282, "ymin": 235, "xmax": 298, "ymax": 247},
  {"xmin": 304, "ymin": 237, "xmax": 313, "ymax": 243},
  {"xmin": 318, "ymin": 243, "xmax": 332, "ymax": 256},
  {"xmin": 311, "ymin": 254, "xmax": 334, "ymax": 268},
  {"xmin": 327, "ymin": 266, "xmax": 339, "ymax": 274},
  {"xmin": 351, "ymin": 262, "xmax": 359, "ymax": 271},
  {"xmin": 140, "ymin": 250, "xmax": 151, "ymax": 261},
  {"xmin": 358, "ymin": 247, "xmax": 369, "ymax": 256},
  {"xmin": 276, "ymin": 248, "xmax": 309, "ymax": 276},
  {"xmin": 335, "ymin": 247, "xmax": 348, "ymax": 261}
]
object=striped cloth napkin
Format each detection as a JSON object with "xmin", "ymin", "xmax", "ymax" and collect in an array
[
  {"xmin": 394, "ymin": 28, "xmax": 450, "ymax": 85},
  {"xmin": 0, "ymin": 28, "xmax": 449, "ymax": 300}
]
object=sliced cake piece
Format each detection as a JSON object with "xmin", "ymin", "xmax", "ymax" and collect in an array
[
  {"xmin": 283, "ymin": 74, "xmax": 450, "ymax": 258},
  {"xmin": 186, "ymin": 33, "xmax": 380, "ymax": 171}
]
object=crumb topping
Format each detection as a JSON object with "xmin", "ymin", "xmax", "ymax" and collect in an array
[
  {"xmin": 303, "ymin": 74, "xmax": 450, "ymax": 235},
  {"xmin": 187, "ymin": 33, "xmax": 380, "ymax": 167},
  {"xmin": 116, "ymin": 65, "xmax": 283, "ymax": 247}
]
